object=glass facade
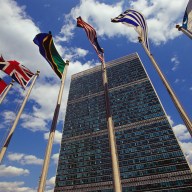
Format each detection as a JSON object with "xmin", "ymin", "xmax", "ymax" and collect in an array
[{"xmin": 54, "ymin": 53, "xmax": 192, "ymax": 191}]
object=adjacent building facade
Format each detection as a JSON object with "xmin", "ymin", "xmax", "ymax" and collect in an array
[{"xmin": 54, "ymin": 53, "xmax": 192, "ymax": 191}]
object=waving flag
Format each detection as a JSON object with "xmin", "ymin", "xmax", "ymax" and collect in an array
[
  {"xmin": 0, "ymin": 55, "xmax": 5, "ymax": 62},
  {"xmin": 77, "ymin": 16, "xmax": 104, "ymax": 63},
  {"xmin": 33, "ymin": 32, "xmax": 66, "ymax": 79},
  {"xmin": 182, "ymin": 0, "xmax": 192, "ymax": 33},
  {"xmin": 0, "ymin": 78, "xmax": 7, "ymax": 95},
  {"xmin": 0, "ymin": 60, "xmax": 34, "ymax": 88},
  {"xmin": 111, "ymin": 9, "xmax": 150, "ymax": 51}
]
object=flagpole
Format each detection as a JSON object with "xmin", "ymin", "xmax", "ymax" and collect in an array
[
  {"xmin": 0, "ymin": 80, "xmax": 15, "ymax": 105},
  {"xmin": 139, "ymin": 37, "xmax": 192, "ymax": 136},
  {"xmin": 0, "ymin": 71, "xmax": 40, "ymax": 163},
  {"xmin": 101, "ymin": 54, "xmax": 122, "ymax": 192},
  {"xmin": 176, "ymin": 24, "xmax": 192, "ymax": 39},
  {"xmin": 38, "ymin": 61, "xmax": 69, "ymax": 192}
]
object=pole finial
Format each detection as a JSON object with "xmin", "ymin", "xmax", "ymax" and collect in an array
[
  {"xmin": 138, "ymin": 36, "xmax": 142, "ymax": 43},
  {"xmin": 66, "ymin": 60, "xmax": 69, "ymax": 65},
  {"xmin": 176, "ymin": 25, "xmax": 182, "ymax": 31},
  {"xmin": 36, "ymin": 70, "xmax": 40, "ymax": 75}
]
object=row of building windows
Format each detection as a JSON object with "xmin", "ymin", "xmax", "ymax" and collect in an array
[
  {"xmin": 64, "ymin": 80, "xmax": 166, "ymax": 138},
  {"xmin": 122, "ymin": 179, "xmax": 192, "ymax": 192},
  {"xmin": 68, "ymin": 58, "xmax": 147, "ymax": 101},
  {"xmin": 57, "ymin": 156, "xmax": 186, "ymax": 180},
  {"xmin": 60, "ymin": 144, "xmax": 181, "ymax": 164},
  {"xmin": 69, "ymin": 70, "xmax": 103, "ymax": 100},
  {"xmin": 61, "ymin": 120, "xmax": 172, "ymax": 149},
  {"xmin": 58, "ymin": 151, "xmax": 184, "ymax": 176},
  {"xmin": 60, "ymin": 134, "xmax": 179, "ymax": 165},
  {"xmin": 56, "ymin": 163, "xmax": 190, "ymax": 186},
  {"xmin": 61, "ymin": 133, "xmax": 176, "ymax": 161}
]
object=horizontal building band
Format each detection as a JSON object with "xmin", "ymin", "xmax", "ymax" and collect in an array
[
  {"xmin": 68, "ymin": 78, "xmax": 149, "ymax": 104},
  {"xmin": 72, "ymin": 53, "xmax": 139, "ymax": 79},
  {"xmin": 62, "ymin": 116, "xmax": 167, "ymax": 142},
  {"xmin": 55, "ymin": 170, "xmax": 192, "ymax": 191}
]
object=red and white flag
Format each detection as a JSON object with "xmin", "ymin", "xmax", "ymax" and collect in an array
[
  {"xmin": 0, "ymin": 60, "xmax": 34, "ymax": 88},
  {"xmin": 77, "ymin": 17, "xmax": 104, "ymax": 63},
  {"xmin": 0, "ymin": 78, "xmax": 7, "ymax": 95}
]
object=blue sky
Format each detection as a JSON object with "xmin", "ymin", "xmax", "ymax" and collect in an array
[{"xmin": 0, "ymin": 0, "xmax": 192, "ymax": 191}]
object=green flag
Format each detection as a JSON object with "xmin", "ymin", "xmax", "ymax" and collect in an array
[{"xmin": 33, "ymin": 32, "xmax": 65, "ymax": 78}]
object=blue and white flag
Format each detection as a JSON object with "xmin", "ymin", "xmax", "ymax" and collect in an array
[
  {"xmin": 111, "ymin": 9, "xmax": 150, "ymax": 51},
  {"xmin": 182, "ymin": 0, "xmax": 192, "ymax": 33}
]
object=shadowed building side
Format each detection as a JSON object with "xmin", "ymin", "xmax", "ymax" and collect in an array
[{"xmin": 54, "ymin": 53, "xmax": 192, "ymax": 192}]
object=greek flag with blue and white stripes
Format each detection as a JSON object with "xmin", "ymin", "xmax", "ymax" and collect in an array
[
  {"xmin": 111, "ymin": 9, "xmax": 150, "ymax": 51},
  {"xmin": 182, "ymin": 0, "xmax": 192, "ymax": 33}
]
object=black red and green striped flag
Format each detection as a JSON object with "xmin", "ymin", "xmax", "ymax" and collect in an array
[{"xmin": 33, "ymin": 32, "xmax": 66, "ymax": 79}]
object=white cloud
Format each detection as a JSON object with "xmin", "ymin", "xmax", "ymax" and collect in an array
[
  {"xmin": 179, "ymin": 142, "xmax": 192, "ymax": 169},
  {"xmin": 54, "ymin": 47, "xmax": 89, "ymax": 63},
  {"xmin": 172, "ymin": 123, "xmax": 192, "ymax": 169},
  {"xmin": 0, "ymin": 165, "xmax": 29, "ymax": 177},
  {"xmin": 174, "ymin": 78, "xmax": 186, "ymax": 84},
  {"xmin": 130, "ymin": 0, "xmax": 188, "ymax": 44},
  {"xmin": 57, "ymin": 0, "xmax": 188, "ymax": 45},
  {"xmin": 55, "ymin": 13, "xmax": 76, "ymax": 42},
  {"xmin": 171, "ymin": 55, "xmax": 180, "ymax": 71},
  {"xmin": 0, "ymin": 181, "xmax": 35, "ymax": 192},
  {"xmin": 0, "ymin": 111, "xmax": 16, "ymax": 129},
  {"xmin": 0, "ymin": 0, "xmax": 41, "ymax": 73},
  {"xmin": 51, "ymin": 153, "xmax": 59, "ymax": 164},
  {"xmin": 7, "ymin": 153, "xmax": 24, "ymax": 161},
  {"xmin": 20, "ymin": 113, "xmax": 48, "ymax": 132},
  {"xmin": 174, "ymin": 78, "xmax": 180, "ymax": 83},
  {"xmin": 57, "ymin": 0, "xmax": 124, "ymax": 40},
  {"xmin": 0, "ymin": 0, "xmax": 96, "ymax": 133},
  {"xmin": 189, "ymin": 87, "xmax": 192, "ymax": 91},
  {"xmin": 44, "ymin": 130, "xmax": 62, "ymax": 145},
  {"xmin": 7, "ymin": 152, "xmax": 43, "ymax": 165},
  {"xmin": 172, "ymin": 124, "xmax": 191, "ymax": 141},
  {"xmin": 167, "ymin": 115, "xmax": 174, "ymax": 126},
  {"xmin": 0, "ymin": 0, "xmax": 53, "ymax": 131},
  {"xmin": 46, "ymin": 176, "xmax": 56, "ymax": 186},
  {"xmin": 76, "ymin": 48, "xmax": 88, "ymax": 57},
  {"xmin": 46, "ymin": 176, "xmax": 56, "ymax": 192}
]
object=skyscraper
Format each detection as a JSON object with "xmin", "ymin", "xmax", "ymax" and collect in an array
[{"xmin": 54, "ymin": 53, "xmax": 192, "ymax": 191}]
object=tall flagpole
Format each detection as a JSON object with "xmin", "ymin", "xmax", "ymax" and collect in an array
[
  {"xmin": 176, "ymin": 25, "xmax": 192, "ymax": 39},
  {"xmin": 0, "ymin": 80, "xmax": 15, "ymax": 105},
  {"xmin": 0, "ymin": 71, "xmax": 40, "ymax": 163},
  {"xmin": 38, "ymin": 61, "xmax": 69, "ymax": 192},
  {"xmin": 101, "ymin": 53, "xmax": 122, "ymax": 192},
  {"xmin": 139, "ymin": 37, "xmax": 192, "ymax": 136}
]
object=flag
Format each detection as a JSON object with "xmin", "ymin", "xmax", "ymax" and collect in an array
[
  {"xmin": 33, "ymin": 32, "xmax": 66, "ymax": 79},
  {"xmin": 0, "ymin": 60, "xmax": 34, "ymax": 88},
  {"xmin": 0, "ymin": 78, "xmax": 7, "ymax": 95},
  {"xmin": 0, "ymin": 55, "xmax": 5, "ymax": 62},
  {"xmin": 182, "ymin": 0, "xmax": 192, "ymax": 33},
  {"xmin": 77, "ymin": 16, "xmax": 104, "ymax": 63},
  {"xmin": 111, "ymin": 9, "xmax": 150, "ymax": 51}
]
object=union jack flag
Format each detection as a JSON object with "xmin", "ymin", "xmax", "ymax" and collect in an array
[
  {"xmin": 0, "ymin": 60, "xmax": 34, "ymax": 88},
  {"xmin": 0, "ymin": 78, "xmax": 7, "ymax": 95},
  {"xmin": 77, "ymin": 16, "xmax": 104, "ymax": 63}
]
